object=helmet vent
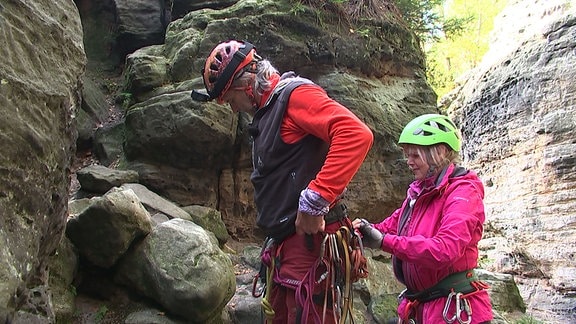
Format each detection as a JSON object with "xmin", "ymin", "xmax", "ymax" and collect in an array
[
  {"xmin": 425, "ymin": 120, "xmax": 450, "ymax": 133},
  {"xmin": 413, "ymin": 128, "xmax": 425, "ymax": 135},
  {"xmin": 413, "ymin": 127, "xmax": 436, "ymax": 136}
]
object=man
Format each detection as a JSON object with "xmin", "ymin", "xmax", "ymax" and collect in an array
[{"xmin": 192, "ymin": 40, "xmax": 373, "ymax": 323}]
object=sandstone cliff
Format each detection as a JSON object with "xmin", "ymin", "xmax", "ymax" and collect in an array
[
  {"xmin": 442, "ymin": 0, "xmax": 576, "ymax": 321},
  {"xmin": 0, "ymin": 0, "xmax": 86, "ymax": 322}
]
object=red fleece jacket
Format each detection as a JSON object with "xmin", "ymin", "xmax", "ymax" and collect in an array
[{"xmin": 259, "ymin": 75, "xmax": 374, "ymax": 205}]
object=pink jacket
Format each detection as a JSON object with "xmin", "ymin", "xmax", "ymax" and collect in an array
[{"xmin": 375, "ymin": 163, "xmax": 493, "ymax": 323}]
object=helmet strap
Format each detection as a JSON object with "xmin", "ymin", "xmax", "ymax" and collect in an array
[{"xmin": 245, "ymin": 72, "xmax": 259, "ymax": 111}]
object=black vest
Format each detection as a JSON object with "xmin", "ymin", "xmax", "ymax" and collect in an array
[{"xmin": 250, "ymin": 73, "xmax": 329, "ymax": 240}]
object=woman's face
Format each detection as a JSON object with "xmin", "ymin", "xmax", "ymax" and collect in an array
[
  {"xmin": 403, "ymin": 145, "xmax": 430, "ymax": 180},
  {"xmin": 402, "ymin": 144, "xmax": 450, "ymax": 180}
]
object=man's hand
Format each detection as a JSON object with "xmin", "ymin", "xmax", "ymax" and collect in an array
[
  {"xmin": 355, "ymin": 218, "xmax": 384, "ymax": 249},
  {"xmin": 295, "ymin": 211, "xmax": 325, "ymax": 235}
]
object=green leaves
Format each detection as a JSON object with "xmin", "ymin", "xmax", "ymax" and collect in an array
[{"xmin": 394, "ymin": 0, "xmax": 507, "ymax": 100}]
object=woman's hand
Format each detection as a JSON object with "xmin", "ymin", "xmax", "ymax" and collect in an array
[
  {"xmin": 352, "ymin": 218, "xmax": 370, "ymax": 229},
  {"xmin": 354, "ymin": 218, "xmax": 384, "ymax": 249}
]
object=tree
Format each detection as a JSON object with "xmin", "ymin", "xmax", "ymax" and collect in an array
[
  {"xmin": 431, "ymin": 0, "xmax": 507, "ymax": 100},
  {"xmin": 394, "ymin": 0, "xmax": 471, "ymax": 44},
  {"xmin": 393, "ymin": 0, "xmax": 506, "ymax": 101}
]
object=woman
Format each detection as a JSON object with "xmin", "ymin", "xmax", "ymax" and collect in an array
[{"xmin": 354, "ymin": 114, "xmax": 493, "ymax": 323}]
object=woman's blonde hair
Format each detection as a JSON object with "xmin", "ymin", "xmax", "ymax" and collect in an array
[{"xmin": 403, "ymin": 143, "xmax": 460, "ymax": 174}]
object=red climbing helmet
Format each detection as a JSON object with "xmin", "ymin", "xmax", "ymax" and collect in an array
[{"xmin": 191, "ymin": 40, "xmax": 257, "ymax": 102}]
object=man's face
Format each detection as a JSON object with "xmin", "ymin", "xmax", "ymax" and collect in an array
[{"xmin": 220, "ymin": 87, "xmax": 256, "ymax": 115}]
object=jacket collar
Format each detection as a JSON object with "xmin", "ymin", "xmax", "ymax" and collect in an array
[
  {"xmin": 257, "ymin": 73, "xmax": 280, "ymax": 108},
  {"xmin": 408, "ymin": 164, "xmax": 457, "ymax": 199}
]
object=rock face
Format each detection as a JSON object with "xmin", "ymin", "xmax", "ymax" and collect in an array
[
  {"xmin": 442, "ymin": 0, "xmax": 576, "ymax": 321},
  {"xmin": 65, "ymin": 167, "xmax": 237, "ymax": 322},
  {"xmin": 0, "ymin": 0, "xmax": 86, "ymax": 322}
]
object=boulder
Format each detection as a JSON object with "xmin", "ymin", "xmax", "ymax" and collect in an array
[
  {"xmin": 115, "ymin": 218, "xmax": 236, "ymax": 322},
  {"xmin": 66, "ymin": 188, "xmax": 154, "ymax": 268}
]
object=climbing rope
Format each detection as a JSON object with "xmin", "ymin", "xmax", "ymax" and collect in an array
[
  {"xmin": 260, "ymin": 256, "xmax": 276, "ymax": 321},
  {"xmin": 296, "ymin": 225, "xmax": 368, "ymax": 323},
  {"xmin": 252, "ymin": 224, "xmax": 368, "ymax": 324}
]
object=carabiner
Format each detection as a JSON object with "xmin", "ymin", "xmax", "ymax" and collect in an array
[
  {"xmin": 442, "ymin": 291, "xmax": 457, "ymax": 323},
  {"xmin": 351, "ymin": 228, "xmax": 366, "ymax": 255},
  {"xmin": 251, "ymin": 273, "xmax": 264, "ymax": 298},
  {"xmin": 456, "ymin": 293, "xmax": 472, "ymax": 324},
  {"xmin": 319, "ymin": 234, "xmax": 330, "ymax": 258},
  {"xmin": 397, "ymin": 288, "xmax": 407, "ymax": 302},
  {"xmin": 330, "ymin": 234, "xmax": 341, "ymax": 262},
  {"xmin": 334, "ymin": 285, "xmax": 342, "ymax": 318}
]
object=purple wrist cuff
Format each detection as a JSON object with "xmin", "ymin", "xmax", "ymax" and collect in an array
[{"xmin": 299, "ymin": 188, "xmax": 330, "ymax": 216}]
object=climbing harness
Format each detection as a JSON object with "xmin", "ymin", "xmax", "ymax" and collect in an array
[
  {"xmin": 252, "ymin": 220, "xmax": 368, "ymax": 324},
  {"xmin": 399, "ymin": 270, "xmax": 489, "ymax": 324}
]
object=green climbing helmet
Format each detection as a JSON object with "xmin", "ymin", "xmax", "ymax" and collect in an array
[{"xmin": 398, "ymin": 114, "xmax": 461, "ymax": 151}]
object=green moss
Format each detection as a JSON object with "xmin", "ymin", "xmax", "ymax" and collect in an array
[{"xmin": 369, "ymin": 294, "xmax": 399, "ymax": 322}]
